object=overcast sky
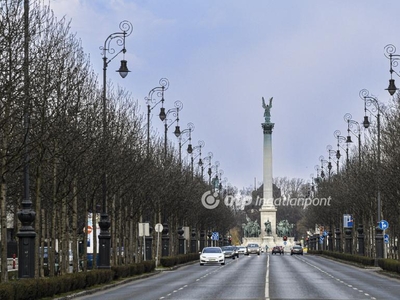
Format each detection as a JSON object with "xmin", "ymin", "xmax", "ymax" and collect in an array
[{"xmin": 49, "ymin": 0, "xmax": 400, "ymax": 190}]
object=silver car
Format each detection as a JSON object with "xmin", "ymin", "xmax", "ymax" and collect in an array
[{"xmin": 246, "ymin": 243, "xmax": 261, "ymax": 255}]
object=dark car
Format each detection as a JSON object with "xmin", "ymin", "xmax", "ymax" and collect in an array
[
  {"xmin": 246, "ymin": 243, "xmax": 261, "ymax": 255},
  {"xmin": 291, "ymin": 245, "xmax": 303, "ymax": 255},
  {"xmin": 272, "ymin": 246, "xmax": 283, "ymax": 255},
  {"xmin": 221, "ymin": 246, "xmax": 238, "ymax": 259}
]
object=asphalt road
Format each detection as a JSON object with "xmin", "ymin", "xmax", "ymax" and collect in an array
[
  {"xmin": 73, "ymin": 254, "xmax": 266, "ymax": 300},
  {"xmin": 269, "ymin": 253, "xmax": 400, "ymax": 299},
  {"xmin": 71, "ymin": 252, "xmax": 400, "ymax": 300}
]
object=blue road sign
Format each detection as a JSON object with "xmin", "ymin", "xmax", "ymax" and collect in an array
[
  {"xmin": 343, "ymin": 214, "xmax": 353, "ymax": 228},
  {"xmin": 283, "ymin": 241, "xmax": 287, "ymax": 245},
  {"xmin": 384, "ymin": 234, "xmax": 389, "ymax": 244},
  {"xmin": 211, "ymin": 232, "xmax": 219, "ymax": 241},
  {"xmin": 378, "ymin": 220, "xmax": 389, "ymax": 230},
  {"xmin": 319, "ymin": 236, "xmax": 324, "ymax": 244},
  {"xmin": 323, "ymin": 231, "xmax": 328, "ymax": 237}
]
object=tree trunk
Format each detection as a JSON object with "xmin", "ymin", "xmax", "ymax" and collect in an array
[
  {"xmin": 50, "ymin": 154, "xmax": 58, "ymax": 276},
  {"xmin": 1, "ymin": 180, "xmax": 8, "ymax": 282},
  {"xmin": 34, "ymin": 166, "xmax": 42, "ymax": 278},
  {"xmin": 92, "ymin": 200, "xmax": 97, "ymax": 268},
  {"xmin": 72, "ymin": 176, "xmax": 78, "ymax": 272}
]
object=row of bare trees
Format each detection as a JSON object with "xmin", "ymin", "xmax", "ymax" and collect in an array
[
  {"xmin": 0, "ymin": 0, "xmax": 235, "ymax": 281},
  {"xmin": 303, "ymin": 95, "xmax": 400, "ymax": 259}
]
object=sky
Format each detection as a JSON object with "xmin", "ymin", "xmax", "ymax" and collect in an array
[{"xmin": 49, "ymin": 0, "xmax": 400, "ymax": 191}]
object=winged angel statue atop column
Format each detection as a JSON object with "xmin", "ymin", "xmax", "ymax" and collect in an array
[{"xmin": 262, "ymin": 97, "xmax": 273, "ymax": 123}]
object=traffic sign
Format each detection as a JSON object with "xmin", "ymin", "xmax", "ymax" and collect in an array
[
  {"xmin": 323, "ymin": 231, "xmax": 328, "ymax": 237},
  {"xmin": 138, "ymin": 223, "xmax": 150, "ymax": 236},
  {"xmin": 211, "ymin": 232, "xmax": 219, "ymax": 240},
  {"xmin": 343, "ymin": 214, "xmax": 353, "ymax": 228},
  {"xmin": 378, "ymin": 220, "xmax": 389, "ymax": 230},
  {"xmin": 283, "ymin": 241, "xmax": 287, "ymax": 245},
  {"xmin": 155, "ymin": 223, "xmax": 163, "ymax": 233},
  {"xmin": 83, "ymin": 225, "xmax": 92, "ymax": 234},
  {"xmin": 384, "ymin": 234, "xmax": 389, "ymax": 244}
]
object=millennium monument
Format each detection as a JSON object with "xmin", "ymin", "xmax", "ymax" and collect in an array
[
  {"xmin": 241, "ymin": 97, "xmax": 277, "ymax": 248},
  {"xmin": 259, "ymin": 97, "xmax": 278, "ymax": 248}
]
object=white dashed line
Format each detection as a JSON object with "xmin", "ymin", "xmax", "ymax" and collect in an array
[{"xmin": 296, "ymin": 256, "xmax": 376, "ymax": 300}]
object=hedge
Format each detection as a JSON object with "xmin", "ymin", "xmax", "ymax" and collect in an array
[
  {"xmin": 307, "ymin": 249, "xmax": 400, "ymax": 274},
  {"xmin": 0, "ymin": 260, "xmax": 155, "ymax": 300},
  {"xmin": 160, "ymin": 253, "xmax": 199, "ymax": 268}
]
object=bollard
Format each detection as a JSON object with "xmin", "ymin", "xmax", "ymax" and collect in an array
[{"xmin": 12, "ymin": 254, "xmax": 16, "ymax": 269}]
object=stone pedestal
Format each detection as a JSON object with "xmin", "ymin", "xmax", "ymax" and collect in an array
[
  {"xmin": 375, "ymin": 227, "xmax": 384, "ymax": 259},
  {"xmin": 344, "ymin": 228, "xmax": 352, "ymax": 254}
]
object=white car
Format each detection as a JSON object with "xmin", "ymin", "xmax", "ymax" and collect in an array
[
  {"xmin": 200, "ymin": 247, "xmax": 225, "ymax": 266},
  {"xmin": 237, "ymin": 246, "xmax": 248, "ymax": 255}
]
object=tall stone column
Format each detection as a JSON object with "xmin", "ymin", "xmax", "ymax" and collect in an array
[{"xmin": 259, "ymin": 97, "xmax": 277, "ymax": 248}]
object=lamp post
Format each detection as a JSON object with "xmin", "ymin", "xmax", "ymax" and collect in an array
[
  {"xmin": 99, "ymin": 20, "xmax": 133, "ymax": 269},
  {"xmin": 327, "ymin": 145, "xmax": 338, "ymax": 175},
  {"xmin": 178, "ymin": 123, "xmax": 195, "ymax": 164},
  {"xmin": 191, "ymin": 140, "xmax": 205, "ymax": 175},
  {"xmin": 384, "ymin": 44, "xmax": 400, "ymax": 95},
  {"xmin": 204, "ymin": 152, "xmax": 213, "ymax": 185},
  {"xmin": 17, "ymin": 0, "xmax": 36, "ymax": 278},
  {"xmin": 212, "ymin": 161, "xmax": 220, "ymax": 190},
  {"xmin": 359, "ymin": 89, "xmax": 384, "ymax": 260},
  {"xmin": 334, "ymin": 130, "xmax": 349, "ymax": 168},
  {"xmin": 319, "ymin": 155, "xmax": 329, "ymax": 180},
  {"xmin": 314, "ymin": 165, "xmax": 321, "ymax": 185},
  {"xmin": 344, "ymin": 113, "xmax": 362, "ymax": 166},
  {"xmin": 309, "ymin": 174, "xmax": 315, "ymax": 197},
  {"xmin": 144, "ymin": 78, "xmax": 169, "ymax": 156},
  {"xmin": 163, "ymin": 100, "xmax": 183, "ymax": 159}
]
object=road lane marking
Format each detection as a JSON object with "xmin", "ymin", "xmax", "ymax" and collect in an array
[
  {"xmin": 265, "ymin": 253, "xmax": 270, "ymax": 300},
  {"xmin": 295, "ymin": 256, "xmax": 376, "ymax": 300},
  {"xmin": 159, "ymin": 260, "xmax": 234, "ymax": 299}
]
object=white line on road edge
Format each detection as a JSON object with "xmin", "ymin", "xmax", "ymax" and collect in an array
[{"xmin": 265, "ymin": 254, "xmax": 270, "ymax": 300}]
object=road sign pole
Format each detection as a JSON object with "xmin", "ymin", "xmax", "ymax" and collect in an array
[
  {"xmin": 143, "ymin": 223, "xmax": 146, "ymax": 261},
  {"xmin": 156, "ymin": 231, "xmax": 160, "ymax": 268},
  {"xmin": 154, "ymin": 223, "xmax": 163, "ymax": 268}
]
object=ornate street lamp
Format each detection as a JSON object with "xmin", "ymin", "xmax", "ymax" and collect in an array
[
  {"xmin": 204, "ymin": 152, "xmax": 213, "ymax": 185},
  {"xmin": 359, "ymin": 88, "xmax": 384, "ymax": 260},
  {"xmin": 314, "ymin": 165, "xmax": 321, "ymax": 184},
  {"xmin": 319, "ymin": 155, "xmax": 329, "ymax": 179},
  {"xmin": 144, "ymin": 78, "xmax": 169, "ymax": 156},
  {"xmin": 334, "ymin": 130, "xmax": 349, "ymax": 167},
  {"xmin": 327, "ymin": 145, "xmax": 338, "ymax": 175},
  {"xmin": 99, "ymin": 20, "xmax": 133, "ymax": 269},
  {"xmin": 178, "ymin": 122, "xmax": 195, "ymax": 164},
  {"xmin": 163, "ymin": 100, "xmax": 183, "ymax": 158},
  {"xmin": 384, "ymin": 44, "xmax": 400, "ymax": 95},
  {"xmin": 212, "ymin": 161, "xmax": 221, "ymax": 190},
  {"xmin": 309, "ymin": 174, "xmax": 315, "ymax": 196},
  {"xmin": 191, "ymin": 140, "xmax": 205, "ymax": 176},
  {"xmin": 344, "ymin": 113, "xmax": 361, "ymax": 166}
]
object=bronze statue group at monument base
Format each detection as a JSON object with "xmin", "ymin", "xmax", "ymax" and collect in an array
[{"xmin": 242, "ymin": 216, "xmax": 293, "ymax": 238}]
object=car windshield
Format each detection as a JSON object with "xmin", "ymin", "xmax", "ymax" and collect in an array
[
  {"xmin": 249, "ymin": 244, "xmax": 258, "ymax": 247},
  {"xmin": 293, "ymin": 246, "xmax": 302, "ymax": 249},
  {"xmin": 221, "ymin": 246, "xmax": 234, "ymax": 251},
  {"xmin": 203, "ymin": 248, "xmax": 222, "ymax": 253}
]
